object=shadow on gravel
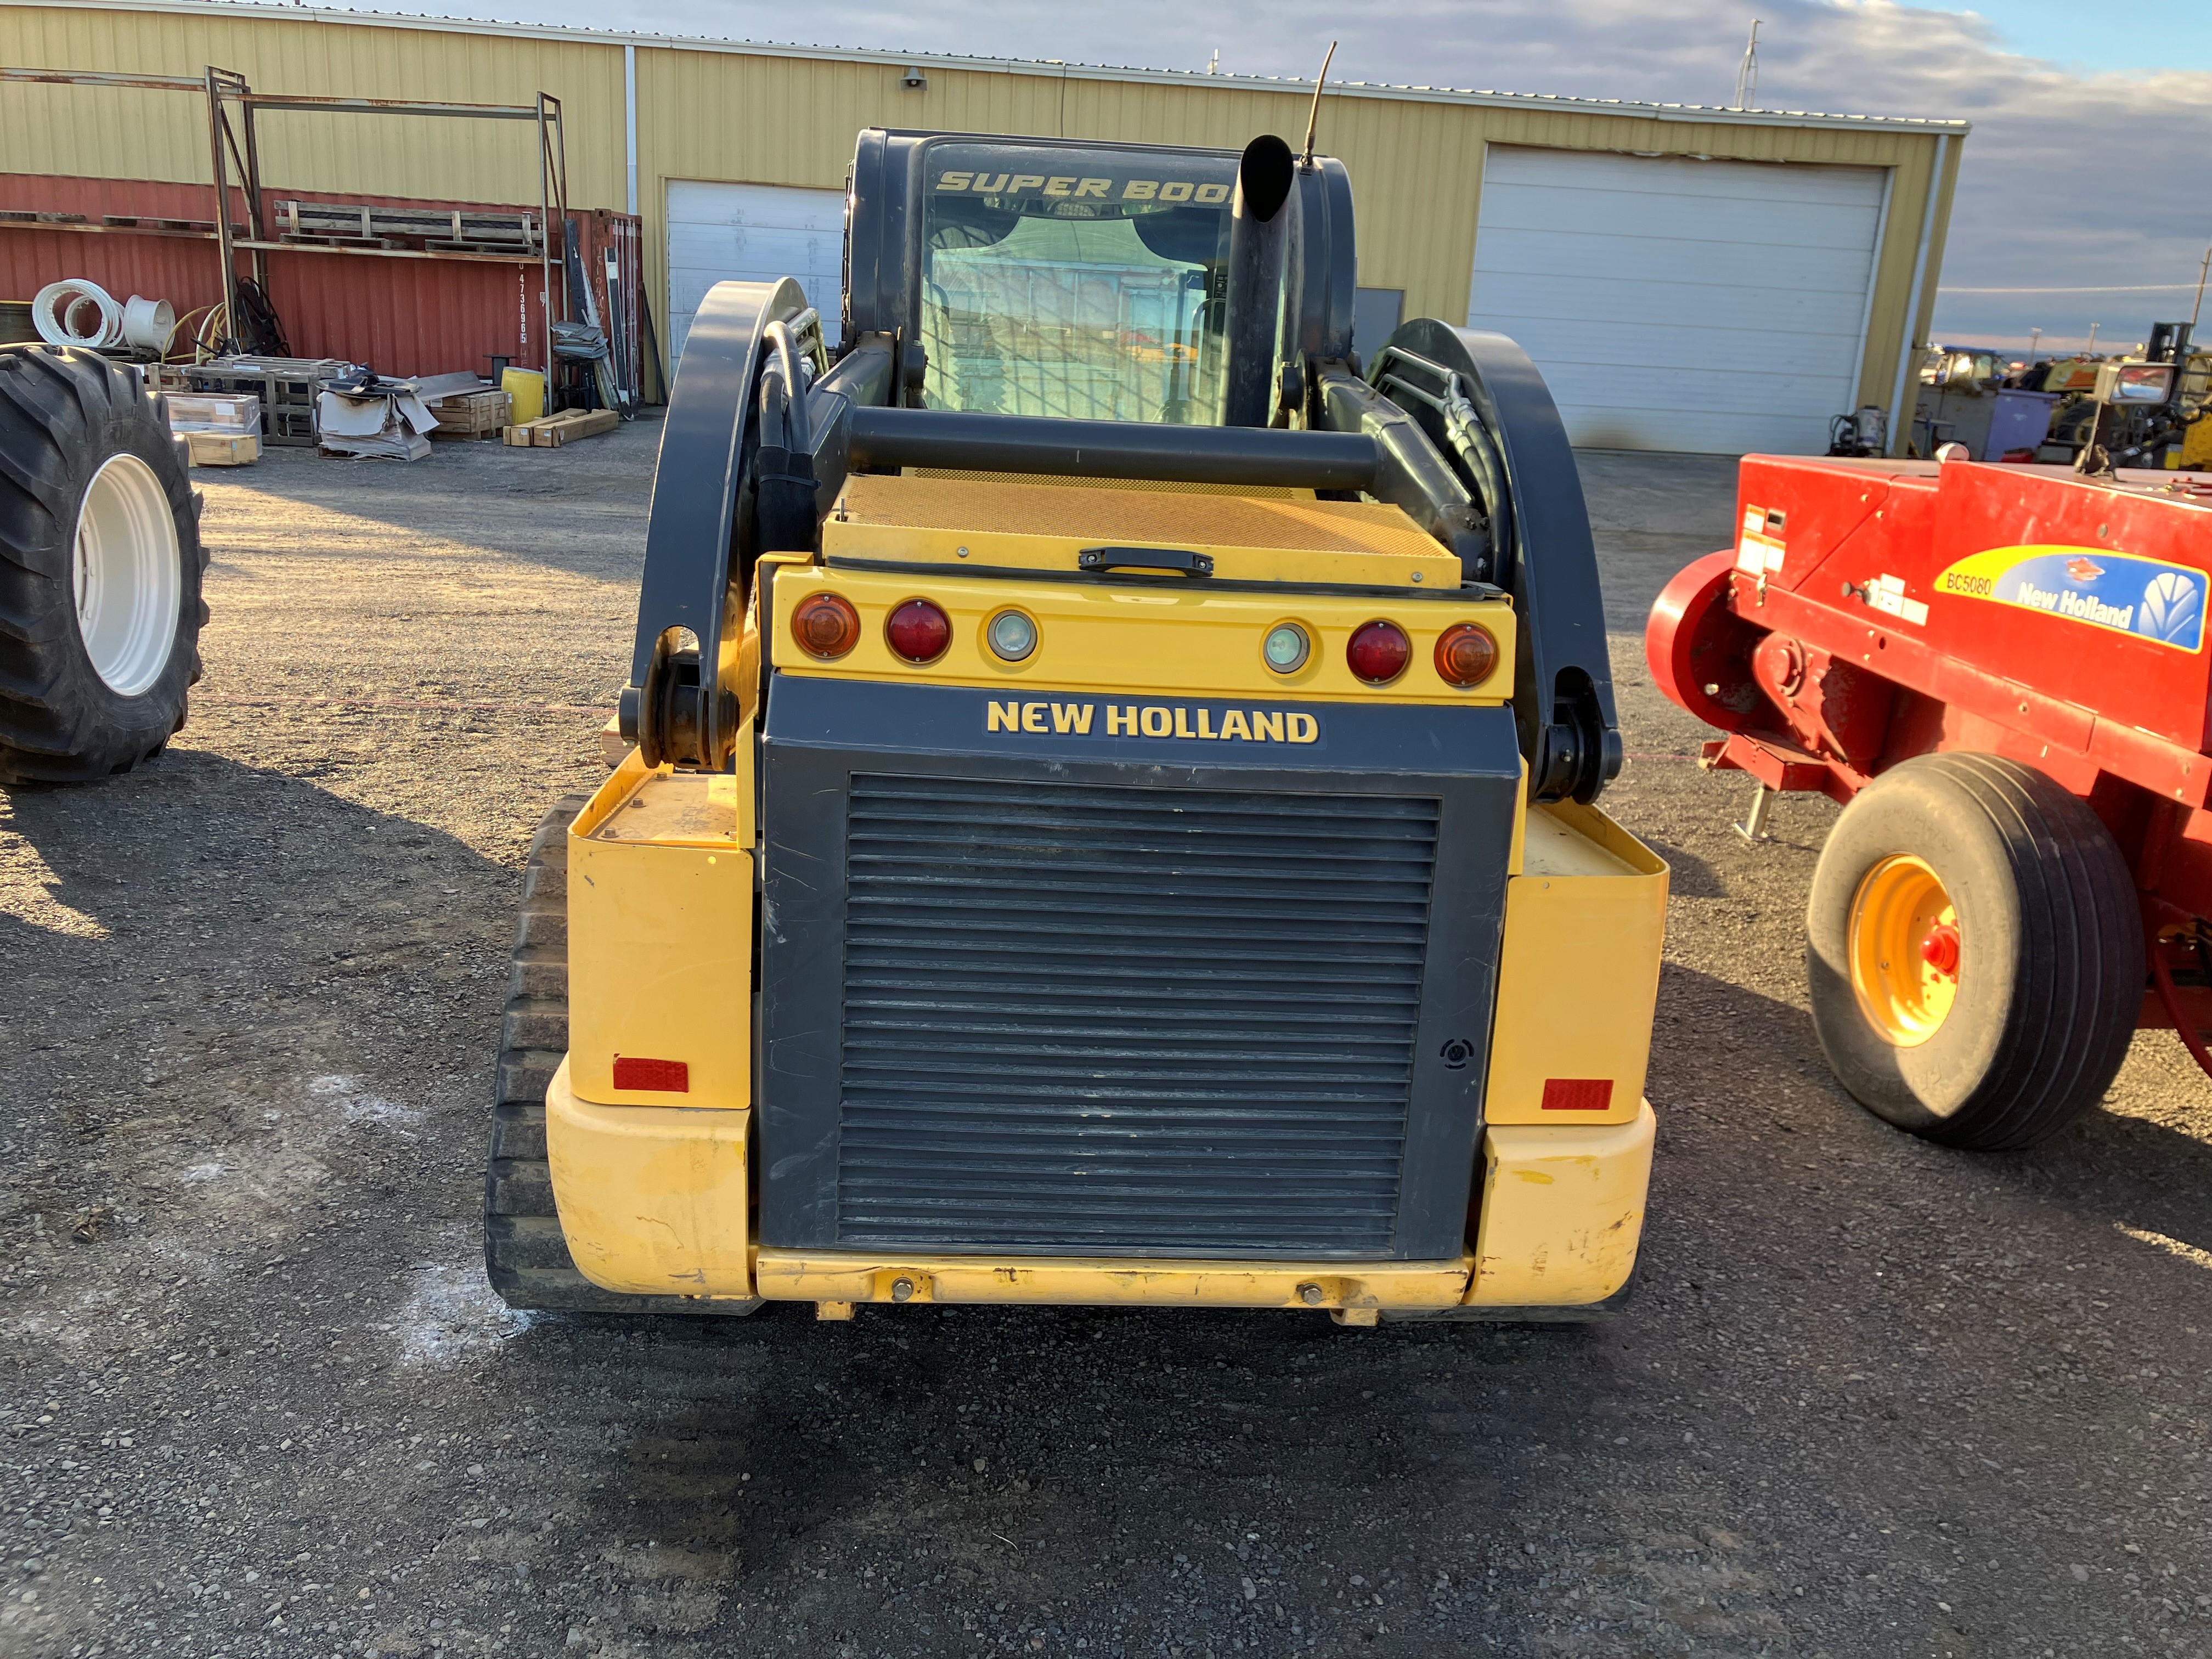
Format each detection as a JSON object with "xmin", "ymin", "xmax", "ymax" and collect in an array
[
  {"xmin": 1, "ymin": 746, "xmax": 516, "ymax": 1226},
  {"xmin": 1987, "ymin": 1091, "xmax": 2212, "ymax": 1262},
  {"xmin": 529, "ymin": 1299, "xmax": 1612, "ymax": 1623},
  {"xmin": 1654, "ymin": 957, "xmax": 2212, "ymax": 1265},
  {"xmin": 1635, "ymin": 835, "xmax": 1728, "ymax": 899},
  {"xmin": 2, "ymin": 744, "xmax": 511, "ymax": 968}
]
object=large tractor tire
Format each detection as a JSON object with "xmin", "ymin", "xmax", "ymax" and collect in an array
[
  {"xmin": 1805, "ymin": 753, "xmax": 2140, "ymax": 1150},
  {"xmin": 0, "ymin": 346, "xmax": 205, "ymax": 784},
  {"xmin": 483, "ymin": 795, "xmax": 759, "ymax": 1315}
]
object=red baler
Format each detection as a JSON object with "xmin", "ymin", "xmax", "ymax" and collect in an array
[{"xmin": 1646, "ymin": 455, "xmax": 2212, "ymax": 1148}]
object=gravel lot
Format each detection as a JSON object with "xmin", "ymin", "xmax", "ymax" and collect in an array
[{"xmin": 2, "ymin": 420, "xmax": 2208, "ymax": 1659}]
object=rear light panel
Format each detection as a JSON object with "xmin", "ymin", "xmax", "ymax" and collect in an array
[{"xmin": 784, "ymin": 581, "xmax": 1507, "ymax": 698}]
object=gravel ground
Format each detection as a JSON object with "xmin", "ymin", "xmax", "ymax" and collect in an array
[{"xmin": 2, "ymin": 421, "xmax": 2208, "ymax": 1659}]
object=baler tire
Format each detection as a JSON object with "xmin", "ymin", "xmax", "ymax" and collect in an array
[
  {"xmin": 0, "ymin": 346, "xmax": 205, "ymax": 785},
  {"xmin": 482, "ymin": 793, "xmax": 761, "ymax": 1316},
  {"xmin": 1804, "ymin": 753, "xmax": 2140, "ymax": 1150}
]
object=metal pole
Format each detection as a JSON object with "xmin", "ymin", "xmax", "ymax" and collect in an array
[
  {"xmin": 238, "ymin": 74, "xmax": 269, "ymax": 292},
  {"xmin": 538, "ymin": 94, "xmax": 554, "ymax": 389},
  {"xmin": 555, "ymin": 98, "xmax": 571, "ymax": 329},
  {"xmin": 2192, "ymin": 246, "xmax": 2211, "ymax": 331},
  {"xmin": 2028, "ymin": 326, "xmax": 2041, "ymax": 364},
  {"xmin": 1847, "ymin": 165, "xmax": 1893, "ymax": 411},
  {"xmin": 1886, "ymin": 131, "xmax": 1949, "ymax": 456},
  {"xmin": 204, "ymin": 66, "xmax": 240, "ymax": 349},
  {"xmin": 1734, "ymin": 19, "xmax": 1761, "ymax": 111},
  {"xmin": 624, "ymin": 44, "xmax": 639, "ymax": 217}
]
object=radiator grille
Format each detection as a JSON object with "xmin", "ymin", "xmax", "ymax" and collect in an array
[{"xmin": 834, "ymin": 775, "xmax": 1439, "ymax": 1256}]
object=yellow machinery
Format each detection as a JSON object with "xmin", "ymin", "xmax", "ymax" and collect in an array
[{"xmin": 485, "ymin": 131, "xmax": 1666, "ymax": 1323}]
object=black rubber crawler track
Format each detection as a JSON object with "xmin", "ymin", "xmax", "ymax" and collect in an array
[{"xmin": 482, "ymin": 794, "xmax": 757, "ymax": 1314}]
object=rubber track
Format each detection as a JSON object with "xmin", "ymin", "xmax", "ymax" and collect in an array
[
  {"xmin": 1923, "ymin": 753, "xmax": 2140, "ymax": 1150},
  {"xmin": 0, "ymin": 347, "xmax": 206, "ymax": 782},
  {"xmin": 481, "ymin": 794, "xmax": 757, "ymax": 1314}
]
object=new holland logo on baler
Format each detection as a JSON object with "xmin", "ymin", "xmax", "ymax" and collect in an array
[{"xmin": 1936, "ymin": 544, "xmax": 2208, "ymax": 650}]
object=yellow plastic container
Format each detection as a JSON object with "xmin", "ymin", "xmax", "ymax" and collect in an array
[{"xmin": 501, "ymin": 368, "xmax": 545, "ymax": 427}]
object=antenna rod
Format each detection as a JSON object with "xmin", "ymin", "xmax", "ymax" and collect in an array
[
  {"xmin": 1734, "ymin": 19, "xmax": 1761, "ymax": 111},
  {"xmin": 1302, "ymin": 41, "xmax": 1338, "ymax": 164}
]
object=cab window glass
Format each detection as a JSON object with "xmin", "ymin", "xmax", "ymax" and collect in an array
[{"xmin": 919, "ymin": 145, "xmax": 1234, "ymax": 425}]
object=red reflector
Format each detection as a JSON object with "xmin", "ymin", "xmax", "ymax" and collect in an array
[
  {"xmin": 1541, "ymin": 1078, "xmax": 1613, "ymax": 1112},
  {"xmin": 613, "ymin": 1057, "xmax": 689, "ymax": 1093}
]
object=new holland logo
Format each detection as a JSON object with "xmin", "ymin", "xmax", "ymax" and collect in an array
[{"xmin": 985, "ymin": 699, "xmax": 1321, "ymax": 744}]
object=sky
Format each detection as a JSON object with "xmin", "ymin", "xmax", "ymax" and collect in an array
[{"xmin": 279, "ymin": 0, "xmax": 2212, "ymax": 355}]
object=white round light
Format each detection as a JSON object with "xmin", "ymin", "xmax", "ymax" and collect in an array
[
  {"xmin": 1263, "ymin": 622, "xmax": 1310, "ymax": 674},
  {"xmin": 988, "ymin": 609, "xmax": 1037, "ymax": 662},
  {"xmin": 73, "ymin": 452, "xmax": 181, "ymax": 697}
]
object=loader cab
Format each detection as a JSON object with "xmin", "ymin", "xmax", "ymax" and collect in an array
[{"xmin": 843, "ymin": 128, "xmax": 1357, "ymax": 428}]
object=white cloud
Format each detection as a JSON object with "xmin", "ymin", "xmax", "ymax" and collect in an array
[{"xmin": 340, "ymin": 0, "xmax": 2209, "ymax": 351}]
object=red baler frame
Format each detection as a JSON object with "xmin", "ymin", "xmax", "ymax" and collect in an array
[{"xmin": 1645, "ymin": 455, "xmax": 2212, "ymax": 1064}]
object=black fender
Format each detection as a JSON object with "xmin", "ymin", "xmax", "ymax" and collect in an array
[
  {"xmin": 622, "ymin": 276, "xmax": 809, "ymax": 770},
  {"xmin": 1369, "ymin": 321, "xmax": 1622, "ymax": 804}
]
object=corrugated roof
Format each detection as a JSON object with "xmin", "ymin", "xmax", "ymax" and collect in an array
[{"xmin": 8, "ymin": 0, "xmax": 1973, "ymax": 134}]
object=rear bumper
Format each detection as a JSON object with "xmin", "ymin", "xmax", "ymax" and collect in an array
[
  {"xmin": 1469, "ymin": 1101, "xmax": 1656, "ymax": 1306},
  {"xmin": 545, "ymin": 1060, "xmax": 1656, "ymax": 1311}
]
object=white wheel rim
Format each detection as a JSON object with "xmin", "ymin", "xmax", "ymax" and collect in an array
[{"xmin": 73, "ymin": 452, "xmax": 181, "ymax": 697}]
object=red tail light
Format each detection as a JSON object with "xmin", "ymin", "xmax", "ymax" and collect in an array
[
  {"xmin": 887, "ymin": 597, "xmax": 952, "ymax": 663},
  {"xmin": 1434, "ymin": 622, "xmax": 1499, "ymax": 687},
  {"xmin": 792, "ymin": 592, "xmax": 860, "ymax": 659},
  {"xmin": 1346, "ymin": 619, "xmax": 1410, "ymax": 684}
]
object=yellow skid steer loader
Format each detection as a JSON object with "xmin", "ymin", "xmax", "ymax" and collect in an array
[{"xmin": 485, "ymin": 129, "xmax": 1667, "ymax": 1323}]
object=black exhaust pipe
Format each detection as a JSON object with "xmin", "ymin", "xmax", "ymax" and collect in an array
[{"xmin": 1221, "ymin": 135, "xmax": 1297, "ymax": 429}]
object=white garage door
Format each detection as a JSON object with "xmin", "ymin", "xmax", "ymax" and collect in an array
[
  {"xmin": 1466, "ymin": 147, "xmax": 1887, "ymax": 454},
  {"xmin": 665, "ymin": 179, "xmax": 845, "ymax": 366}
]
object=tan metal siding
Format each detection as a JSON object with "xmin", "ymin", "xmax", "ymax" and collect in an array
[
  {"xmin": 5, "ymin": 2, "xmax": 1961, "ymax": 430},
  {"xmin": 4, "ymin": 6, "xmax": 625, "ymax": 206}
]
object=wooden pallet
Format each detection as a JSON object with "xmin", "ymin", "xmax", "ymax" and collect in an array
[
  {"xmin": 432, "ymin": 389, "xmax": 514, "ymax": 440},
  {"xmin": 503, "ymin": 408, "xmax": 619, "ymax": 448}
]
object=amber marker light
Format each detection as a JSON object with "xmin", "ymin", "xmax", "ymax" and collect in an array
[
  {"xmin": 1346, "ymin": 619, "xmax": 1411, "ymax": 684},
  {"xmin": 1434, "ymin": 621, "xmax": 1499, "ymax": 688},
  {"xmin": 886, "ymin": 597, "xmax": 953, "ymax": 663},
  {"xmin": 792, "ymin": 591, "xmax": 861, "ymax": 659}
]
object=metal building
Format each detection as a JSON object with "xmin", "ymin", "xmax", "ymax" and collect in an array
[{"xmin": 2, "ymin": 0, "xmax": 1967, "ymax": 453}]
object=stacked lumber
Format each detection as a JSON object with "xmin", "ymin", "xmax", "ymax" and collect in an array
[
  {"xmin": 270, "ymin": 200, "xmax": 544, "ymax": 256},
  {"xmin": 503, "ymin": 408, "xmax": 619, "ymax": 449}
]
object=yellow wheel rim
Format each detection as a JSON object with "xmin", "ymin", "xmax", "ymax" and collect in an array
[{"xmin": 1848, "ymin": 854, "xmax": 1960, "ymax": 1047}]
